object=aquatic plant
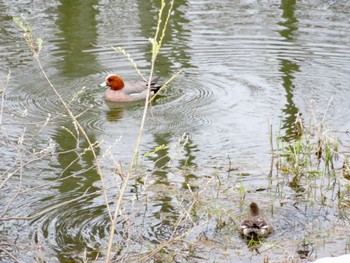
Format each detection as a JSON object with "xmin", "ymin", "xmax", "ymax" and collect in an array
[{"xmin": 274, "ymin": 107, "xmax": 350, "ymax": 209}]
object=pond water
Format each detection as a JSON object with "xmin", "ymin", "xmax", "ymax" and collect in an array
[{"xmin": 1, "ymin": 0, "xmax": 350, "ymax": 262}]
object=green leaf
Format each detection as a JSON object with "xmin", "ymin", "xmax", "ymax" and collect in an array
[{"xmin": 37, "ymin": 38, "xmax": 43, "ymax": 52}]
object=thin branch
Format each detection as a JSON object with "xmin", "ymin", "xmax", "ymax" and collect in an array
[
  {"xmin": 14, "ymin": 16, "xmax": 113, "ymax": 222},
  {"xmin": 0, "ymin": 246, "xmax": 20, "ymax": 263},
  {"xmin": 105, "ymin": 1, "xmax": 176, "ymax": 261},
  {"xmin": 0, "ymin": 70, "xmax": 11, "ymax": 125}
]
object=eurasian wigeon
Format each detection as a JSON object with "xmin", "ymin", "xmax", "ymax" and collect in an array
[
  {"xmin": 99, "ymin": 74, "xmax": 161, "ymax": 102},
  {"xmin": 238, "ymin": 202, "xmax": 272, "ymax": 238}
]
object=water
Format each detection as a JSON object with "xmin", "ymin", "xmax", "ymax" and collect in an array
[{"xmin": 1, "ymin": 0, "xmax": 350, "ymax": 262}]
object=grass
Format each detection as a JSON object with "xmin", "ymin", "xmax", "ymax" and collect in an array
[{"xmin": 276, "ymin": 114, "xmax": 337, "ymax": 178}]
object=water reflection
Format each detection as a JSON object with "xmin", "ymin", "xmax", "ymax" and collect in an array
[
  {"xmin": 149, "ymin": 133, "xmax": 172, "ymax": 185},
  {"xmin": 137, "ymin": 0, "xmax": 197, "ymax": 190},
  {"xmin": 54, "ymin": 0, "xmax": 101, "ymax": 77},
  {"xmin": 279, "ymin": 59, "xmax": 300, "ymax": 139},
  {"xmin": 278, "ymin": 0, "xmax": 300, "ymax": 139},
  {"xmin": 179, "ymin": 137, "xmax": 199, "ymax": 190},
  {"xmin": 49, "ymin": 0, "xmax": 103, "ymax": 192},
  {"xmin": 105, "ymin": 107, "xmax": 124, "ymax": 122},
  {"xmin": 279, "ymin": 0, "xmax": 298, "ymax": 40},
  {"xmin": 137, "ymin": 0, "xmax": 193, "ymax": 76},
  {"xmin": 52, "ymin": 126, "xmax": 100, "ymax": 193},
  {"xmin": 35, "ymin": 124, "xmax": 107, "ymax": 261},
  {"xmin": 145, "ymin": 133, "xmax": 201, "ymax": 240}
]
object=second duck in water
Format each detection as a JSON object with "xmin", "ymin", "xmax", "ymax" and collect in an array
[
  {"xmin": 100, "ymin": 74, "xmax": 161, "ymax": 102},
  {"xmin": 238, "ymin": 202, "xmax": 272, "ymax": 238}
]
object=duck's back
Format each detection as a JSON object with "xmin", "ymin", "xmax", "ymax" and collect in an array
[{"xmin": 123, "ymin": 80, "xmax": 149, "ymax": 95}]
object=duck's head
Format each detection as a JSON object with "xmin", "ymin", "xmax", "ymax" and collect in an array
[
  {"xmin": 249, "ymin": 202, "xmax": 260, "ymax": 216},
  {"xmin": 100, "ymin": 74, "xmax": 125, "ymax": 90}
]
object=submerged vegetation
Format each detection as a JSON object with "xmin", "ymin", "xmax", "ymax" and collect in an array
[{"xmin": 1, "ymin": 2, "xmax": 350, "ymax": 263}]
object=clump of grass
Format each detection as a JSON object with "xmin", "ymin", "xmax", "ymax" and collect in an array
[
  {"xmin": 273, "ymin": 108, "xmax": 350, "ymax": 209},
  {"xmin": 342, "ymin": 155, "xmax": 350, "ymax": 180},
  {"xmin": 276, "ymin": 112, "xmax": 339, "ymax": 180}
]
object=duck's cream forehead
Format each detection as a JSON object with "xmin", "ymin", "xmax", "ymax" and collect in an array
[{"xmin": 105, "ymin": 74, "xmax": 116, "ymax": 80}]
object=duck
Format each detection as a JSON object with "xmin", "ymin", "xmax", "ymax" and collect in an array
[
  {"xmin": 238, "ymin": 202, "xmax": 272, "ymax": 238},
  {"xmin": 99, "ymin": 74, "xmax": 161, "ymax": 102}
]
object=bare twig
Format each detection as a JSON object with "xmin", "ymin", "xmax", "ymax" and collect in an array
[
  {"xmin": 14, "ymin": 17, "xmax": 112, "ymax": 222},
  {"xmin": 0, "ymin": 70, "xmax": 11, "ymax": 125},
  {"xmin": 0, "ymin": 246, "xmax": 20, "ymax": 263},
  {"xmin": 106, "ymin": 1, "xmax": 176, "ymax": 261}
]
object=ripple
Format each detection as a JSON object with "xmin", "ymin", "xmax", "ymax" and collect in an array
[
  {"xmin": 3, "ymin": 71, "xmax": 111, "ymax": 134},
  {"xmin": 78, "ymin": 114, "xmax": 106, "ymax": 132},
  {"xmin": 185, "ymin": 0, "xmax": 350, "ymax": 78},
  {"xmin": 54, "ymin": 207, "xmax": 109, "ymax": 248},
  {"xmin": 271, "ymin": 202, "xmax": 336, "ymax": 240},
  {"xmin": 147, "ymin": 74, "xmax": 218, "ymax": 133},
  {"xmin": 30, "ymin": 194, "xmax": 109, "ymax": 256}
]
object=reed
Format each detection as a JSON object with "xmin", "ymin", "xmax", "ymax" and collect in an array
[
  {"xmin": 276, "ymin": 114, "xmax": 338, "ymax": 180},
  {"xmin": 274, "ymin": 108, "xmax": 349, "ymax": 209}
]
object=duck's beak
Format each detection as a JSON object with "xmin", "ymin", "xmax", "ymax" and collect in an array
[{"xmin": 99, "ymin": 82, "xmax": 107, "ymax": 88}]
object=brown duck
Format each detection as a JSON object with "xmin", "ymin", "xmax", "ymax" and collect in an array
[{"xmin": 238, "ymin": 202, "xmax": 272, "ymax": 238}]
